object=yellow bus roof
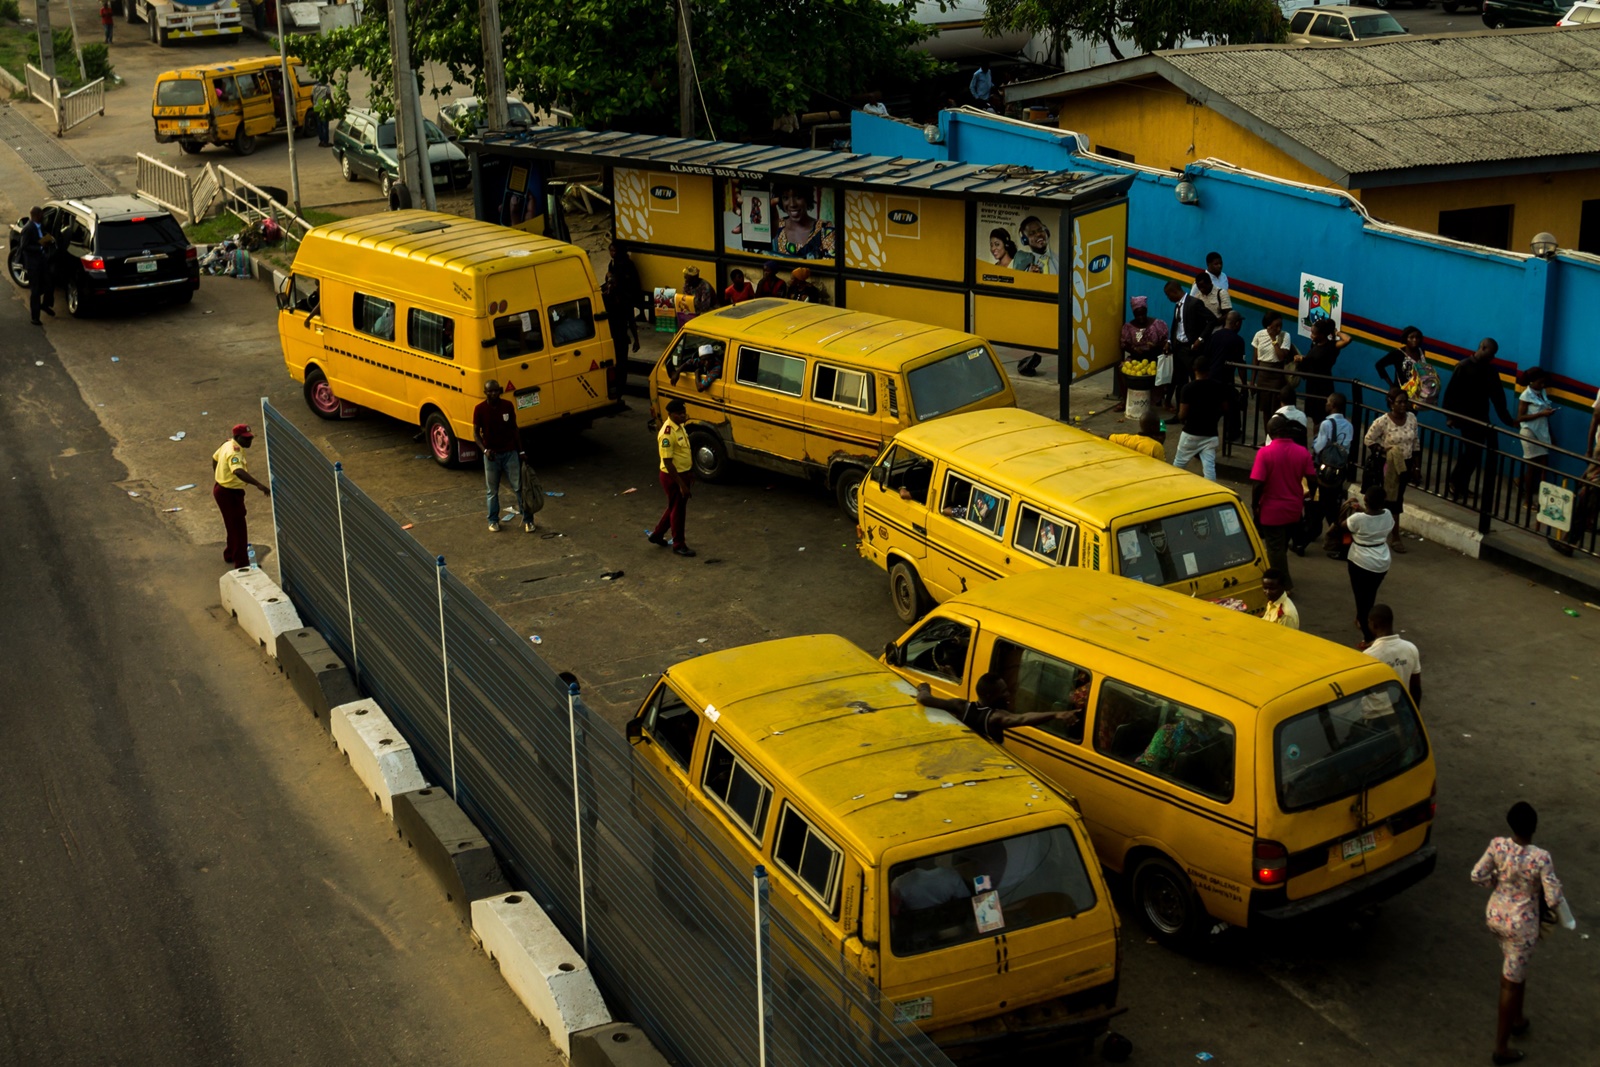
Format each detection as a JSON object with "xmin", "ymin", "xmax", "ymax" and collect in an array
[
  {"xmin": 687, "ymin": 298, "xmax": 988, "ymax": 373},
  {"xmin": 158, "ymin": 56, "xmax": 302, "ymax": 78},
  {"xmin": 295, "ymin": 210, "xmax": 582, "ymax": 278},
  {"xmin": 664, "ymin": 634, "xmax": 1074, "ymax": 863},
  {"xmin": 947, "ymin": 568, "xmax": 1385, "ymax": 707},
  {"xmin": 892, "ymin": 408, "xmax": 1243, "ymax": 520}
]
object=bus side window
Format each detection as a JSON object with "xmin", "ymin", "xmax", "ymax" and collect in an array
[
  {"xmin": 990, "ymin": 639, "xmax": 1089, "ymax": 744},
  {"xmin": 354, "ymin": 293, "xmax": 395, "ymax": 341},
  {"xmin": 642, "ymin": 685, "xmax": 699, "ymax": 773}
]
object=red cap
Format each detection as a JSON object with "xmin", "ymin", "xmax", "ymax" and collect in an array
[{"xmin": 233, "ymin": 423, "xmax": 254, "ymax": 440}]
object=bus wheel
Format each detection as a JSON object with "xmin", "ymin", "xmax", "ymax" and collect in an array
[
  {"xmin": 233, "ymin": 130, "xmax": 256, "ymax": 156},
  {"xmin": 889, "ymin": 560, "xmax": 929, "ymax": 623},
  {"xmin": 833, "ymin": 466, "xmax": 865, "ymax": 519},
  {"xmin": 423, "ymin": 411, "xmax": 460, "ymax": 467},
  {"xmin": 303, "ymin": 368, "xmax": 343, "ymax": 420},
  {"xmin": 689, "ymin": 430, "xmax": 727, "ymax": 481},
  {"xmin": 179, "ymin": 139, "xmax": 203, "ymax": 155},
  {"xmin": 1132, "ymin": 855, "xmax": 1204, "ymax": 945}
]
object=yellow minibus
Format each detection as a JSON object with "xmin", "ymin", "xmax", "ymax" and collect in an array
[
  {"xmin": 648, "ymin": 298, "xmax": 1016, "ymax": 517},
  {"xmin": 626, "ymin": 634, "xmax": 1125, "ymax": 1057},
  {"xmin": 858, "ymin": 408, "xmax": 1268, "ymax": 621},
  {"xmin": 882, "ymin": 569, "xmax": 1438, "ymax": 945},
  {"xmin": 153, "ymin": 56, "xmax": 315, "ymax": 156},
  {"xmin": 278, "ymin": 211, "xmax": 621, "ymax": 465}
]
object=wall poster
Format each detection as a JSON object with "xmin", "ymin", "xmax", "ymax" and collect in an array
[
  {"xmin": 1297, "ymin": 273, "xmax": 1344, "ymax": 339},
  {"xmin": 974, "ymin": 203, "xmax": 1059, "ymax": 294},
  {"xmin": 722, "ymin": 181, "xmax": 837, "ymax": 261}
]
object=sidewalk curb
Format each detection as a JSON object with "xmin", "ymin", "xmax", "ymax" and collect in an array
[{"xmin": 472, "ymin": 892, "xmax": 612, "ymax": 1058}]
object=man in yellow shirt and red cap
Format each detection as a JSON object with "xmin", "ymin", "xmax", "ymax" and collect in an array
[{"xmin": 212, "ymin": 423, "xmax": 270, "ymax": 567}]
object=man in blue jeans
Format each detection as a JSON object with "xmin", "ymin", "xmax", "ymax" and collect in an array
[{"xmin": 474, "ymin": 381, "xmax": 531, "ymax": 533}]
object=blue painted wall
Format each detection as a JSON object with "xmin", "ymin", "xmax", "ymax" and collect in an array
[{"xmin": 856, "ymin": 108, "xmax": 1600, "ymax": 436}]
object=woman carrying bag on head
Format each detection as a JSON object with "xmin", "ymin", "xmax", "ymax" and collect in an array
[{"xmin": 1471, "ymin": 802, "xmax": 1568, "ymax": 1065}]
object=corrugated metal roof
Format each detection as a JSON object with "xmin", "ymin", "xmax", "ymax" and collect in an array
[
  {"xmin": 1159, "ymin": 27, "xmax": 1600, "ymax": 174},
  {"xmin": 465, "ymin": 127, "xmax": 1134, "ymax": 206}
]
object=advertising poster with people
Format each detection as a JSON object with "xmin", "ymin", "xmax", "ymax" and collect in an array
[
  {"xmin": 974, "ymin": 203, "xmax": 1059, "ymax": 294},
  {"xmin": 476, "ymin": 154, "xmax": 546, "ymax": 234},
  {"xmin": 721, "ymin": 182, "xmax": 837, "ymax": 261}
]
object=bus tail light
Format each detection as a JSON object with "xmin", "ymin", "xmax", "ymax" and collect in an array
[{"xmin": 1254, "ymin": 839, "xmax": 1288, "ymax": 885}]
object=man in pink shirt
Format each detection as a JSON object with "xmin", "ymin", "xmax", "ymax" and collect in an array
[{"xmin": 1250, "ymin": 414, "xmax": 1316, "ymax": 589}]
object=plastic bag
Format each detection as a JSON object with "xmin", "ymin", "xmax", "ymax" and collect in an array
[{"xmin": 1154, "ymin": 352, "xmax": 1174, "ymax": 387}]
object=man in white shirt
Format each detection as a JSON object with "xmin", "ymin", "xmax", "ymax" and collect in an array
[
  {"xmin": 1191, "ymin": 251, "xmax": 1231, "ymax": 316},
  {"xmin": 1363, "ymin": 604, "xmax": 1422, "ymax": 706}
]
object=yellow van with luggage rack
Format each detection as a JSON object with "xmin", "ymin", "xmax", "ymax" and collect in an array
[
  {"xmin": 858, "ymin": 407, "xmax": 1268, "ymax": 621},
  {"xmin": 882, "ymin": 569, "xmax": 1438, "ymax": 945},
  {"xmin": 277, "ymin": 211, "xmax": 621, "ymax": 465},
  {"xmin": 626, "ymin": 634, "xmax": 1126, "ymax": 1059},
  {"xmin": 648, "ymin": 298, "xmax": 1016, "ymax": 517}
]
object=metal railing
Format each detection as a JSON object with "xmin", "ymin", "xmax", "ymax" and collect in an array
[
  {"xmin": 1221, "ymin": 362, "xmax": 1598, "ymax": 558},
  {"xmin": 25, "ymin": 64, "xmax": 105, "ymax": 137},
  {"xmin": 136, "ymin": 152, "xmax": 197, "ymax": 223},
  {"xmin": 259, "ymin": 401, "xmax": 956, "ymax": 1067},
  {"xmin": 215, "ymin": 166, "xmax": 314, "ymax": 251}
]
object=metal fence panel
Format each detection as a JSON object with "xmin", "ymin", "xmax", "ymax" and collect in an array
[
  {"xmin": 135, "ymin": 152, "xmax": 195, "ymax": 224},
  {"xmin": 59, "ymin": 79, "xmax": 105, "ymax": 135},
  {"xmin": 260, "ymin": 401, "xmax": 955, "ymax": 1067}
]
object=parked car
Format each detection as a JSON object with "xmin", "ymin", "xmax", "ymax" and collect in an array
[
  {"xmin": 436, "ymin": 95, "xmax": 538, "ymax": 140},
  {"xmin": 1482, "ymin": 0, "xmax": 1564, "ymax": 24},
  {"xmin": 7, "ymin": 195, "xmax": 198, "ymax": 318},
  {"xmin": 332, "ymin": 107, "xmax": 470, "ymax": 200},
  {"xmin": 1287, "ymin": 4, "xmax": 1409, "ymax": 40},
  {"xmin": 1558, "ymin": 0, "xmax": 1600, "ymax": 21}
]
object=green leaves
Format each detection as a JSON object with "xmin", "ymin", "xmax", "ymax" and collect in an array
[
  {"xmin": 983, "ymin": 0, "xmax": 1283, "ymax": 57},
  {"xmin": 294, "ymin": 0, "xmax": 941, "ymax": 137}
]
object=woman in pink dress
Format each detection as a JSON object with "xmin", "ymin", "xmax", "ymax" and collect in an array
[{"xmin": 1470, "ymin": 801, "xmax": 1563, "ymax": 1065}]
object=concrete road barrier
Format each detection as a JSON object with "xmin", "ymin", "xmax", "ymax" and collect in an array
[
  {"xmin": 331, "ymin": 700, "xmax": 427, "ymax": 818},
  {"xmin": 219, "ymin": 568, "xmax": 302, "ymax": 657},
  {"xmin": 276, "ymin": 628, "xmax": 361, "ymax": 729},
  {"xmin": 393, "ymin": 787, "xmax": 511, "ymax": 924},
  {"xmin": 472, "ymin": 892, "xmax": 612, "ymax": 1058},
  {"xmin": 570, "ymin": 1023, "xmax": 672, "ymax": 1067}
]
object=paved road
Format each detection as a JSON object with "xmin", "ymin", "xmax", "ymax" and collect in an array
[{"xmin": 0, "ymin": 124, "xmax": 555, "ymax": 1067}]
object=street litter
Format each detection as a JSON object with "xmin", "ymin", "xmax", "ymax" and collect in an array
[
  {"xmin": 599, "ymin": 570, "xmax": 624, "ymax": 581},
  {"xmin": 110, "ymin": 357, "xmax": 119, "ymax": 363},
  {"xmin": 697, "ymin": 638, "xmax": 708, "ymax": 644},
  {"xmin": 798, "ymin": 546, "xmax": 806, "ymax": 552},
  {"xmin": 1564, "ymin": 609, "xmax": 1580, "ymax": 617},
  {"xmin": 127, "ymin": 491, "xmax": 139, "ymax": 497},
  {"xmin": 621, "ymin": 487, "xmax": 637, "ymax": 494},
  {"xmin": 34, "ymin": 361, "xmax": 43, "ymax": 366},
  {"xmin": 169, "ymin": 431, "xmax": 186, "ymax": 441},
  {"xmin": 529, "ymin": 635, "xmax": 542, "ymax": 644},
  {"xmin": 545, "ymin": 491, "xmax": 565, "ymax": 497},
  {"xmin": 174, "ymin": 484, "xmax": 196, "ymax": 491},
  {"xmin": 1196, "ymin": 1056, "xmax": 1214, "ymax": 1063},
  {"xmin": 401, "ymin": 523, "xmax": 414, "ymax": 530},
  {"xmin": 162, "ymin": 507, "xmax": 181, "ymax": 513}
]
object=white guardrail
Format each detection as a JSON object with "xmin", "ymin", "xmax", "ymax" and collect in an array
[
  {"xmin": 136, "ymin": 152, "xmax": 199, "ymax": 224},
  {"xmin": 25, "ymin": 64, "xmax": 105, "ymax": 137}
]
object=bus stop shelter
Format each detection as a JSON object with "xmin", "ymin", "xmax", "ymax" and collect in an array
[{"xmin": 463, "ymin": 128, "xmax": 1133, "ymax": 417}]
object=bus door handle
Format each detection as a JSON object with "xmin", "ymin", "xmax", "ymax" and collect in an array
[{"xmin": 912, "ymin": 523, "xmax": 926, "ymax": 535}]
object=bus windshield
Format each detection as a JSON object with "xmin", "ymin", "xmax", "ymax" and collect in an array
[
  {"xmin": 156, "ymin": 79, "xmax": 207, "ymax": 108},
  {"xmin": 906, "ymin": 346, "xmax": 1005, "ymax": 421},
  {"xmin": 887, "ymin": 825, "xmax": 1097, "ymax": 957},
  {"xmin": 1115, "ymin": 503, "xmax": 1256, "ymax": 586},
  {"xmin": 1275, "ymin": 682, "xmax": 1428, "ymax": 812}
]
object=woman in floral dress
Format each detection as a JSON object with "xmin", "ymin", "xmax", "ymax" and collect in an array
[{"xmin": 1470, "ymin": 801, "xmax": 1564, "ymax": 1065}]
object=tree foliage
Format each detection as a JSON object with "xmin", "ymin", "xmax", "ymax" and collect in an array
[
  {"xmin": 297, "ymin": 0, "xmax": 943, "ymax": 138},
  {"xmin": 982, "ymin": 0, "xmax": 1284, "ymax": 62}
]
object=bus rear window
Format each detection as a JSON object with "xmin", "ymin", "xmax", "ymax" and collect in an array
[
  {"xmin": 887, "ymin": 826, "xmax": 1096, "ymax": 957},
  {"xmin": 1115, "ymin": 503, "xmax": 1255, "ymax": 586},
  {"xmin": 157, "ymin": 80, "xmax": 207, "ymax": 107},
  {"xmin": 1276, "ymin": 682, "xmax": 1428, "ymax": 813},
  {"xmin": 494, "ymin": 310, "xmax": 544, "ymax": 359},
  {"xmin": 906, "ymin": 346, "xmax": 1004, "ymax": 421}
]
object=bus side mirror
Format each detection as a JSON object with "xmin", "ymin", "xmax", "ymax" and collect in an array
[
  {"xmin": 883, "ymin": 640, "xmax": 903, "ymax": 667},
  {"xmin": 870, "ymin": 465, "xmax": 886, "ymax": 489},
  {"xmin": 275, "ymin": 274, "xmax": 292, "ymax": 311},
  {"xmin": 625, "ymin": 718, "xmax": 644, "ymax": 743}
]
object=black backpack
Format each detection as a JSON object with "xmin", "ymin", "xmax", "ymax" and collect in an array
[{"xmin": 1315, "ymin": 421, "xmax": 1351, "ymax": 487}]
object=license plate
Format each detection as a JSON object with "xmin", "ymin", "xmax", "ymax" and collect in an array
[
  {"xmin": 136, "ymin": 260, "xmax": 157, "ymax": 273},
  {"xmin": 1340, "ymin": 831, "xmax": 1377, "ymax": 860},
  {"xmin": 179, "ymin": 120, "xmax": 191, "ymax": 128},
  {"xmin": 515, "ymin": 391, "xmax": 539, "ymax": 410}
]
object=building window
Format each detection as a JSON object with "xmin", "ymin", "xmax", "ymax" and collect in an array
[
  {"xmin": 1096, "ymin": 146, "xmax": 1135, "ymax": 164},
  {"xmin": 1579, "ymin": 199, "xmax": 1600, "ymax": 256},
  {"xmin": 1438, "ymin": 204, "xmax": 1513, "ymax": 251}
]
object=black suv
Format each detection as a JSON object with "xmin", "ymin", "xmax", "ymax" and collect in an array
[{"xmin": 7, "ymin": 195, "xmax": 199, "ymax": 318}]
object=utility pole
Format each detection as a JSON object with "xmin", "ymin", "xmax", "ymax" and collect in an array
[
  {"xmin": 478, "ymin": 0, "xmax": 508, "ymax": 131},
  {"xmin": 676, "ymin": 0, "xmax": 692, "ymax": 138},
  {"xmin": 386, "ymin": 0, "xmax": 426, "ymax": 209},
  {"xmin": 276, "ymin": 1, "xmax": 302, "ymax": 212},
  {"xmin": 33, "ymin": 0, "xmax": 56, "ymax": 80}
]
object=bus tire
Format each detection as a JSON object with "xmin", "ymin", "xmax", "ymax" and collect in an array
[
  {"xmin": 833, "ymin": 466, "xmax": 865, "ymax": 519},
  {"xmin": 303, "ymin": 368, "xmax": 343, "ymax": 420},
  {"xmin": 688, "ymin": 429, "xmax": 727, "ymax": 482},
  {"xmin": 423, "ymin": 410, "xmax": 461, "ymax": 467},
  {"xmin": 889, "ymin": 560, "xmax": 929, "ymax": 623},
  {"xmin": 1131, "ymin": 854, "xmax": 1205, "ymax": 946},
  {"xmin": 179, "ymin": 139, "xmax": 204, "ymax": 155},
  {"xmin": 232, "ymin": 130, "xmax": 257, "ymax": 156}
]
